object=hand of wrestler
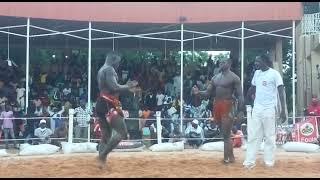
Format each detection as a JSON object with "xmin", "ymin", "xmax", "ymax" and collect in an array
[
  {"xmin": 129, "ymin": 86, "xmax": 142, "ymax": 94},
  {"xmin": 127, "ymin": 80, "xmax": 139, "ymax": 88}
]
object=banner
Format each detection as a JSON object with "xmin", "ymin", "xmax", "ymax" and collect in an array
[{"xmin": 292, "ymin": 116, "xmax": 319, "ymax": 143}]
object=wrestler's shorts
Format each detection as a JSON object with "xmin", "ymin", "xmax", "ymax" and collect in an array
[
  {"xmin": 99, "ymin": 93, "xmax": 124, "ymax": 123},
  {"xmin": 212, "ymin": 99, "xmax": 234, "ymax": 123}
]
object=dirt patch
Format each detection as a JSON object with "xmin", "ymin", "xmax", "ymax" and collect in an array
[{"xmin": 0, "ymin": 149, "xmax": 319, "ymax": 178}]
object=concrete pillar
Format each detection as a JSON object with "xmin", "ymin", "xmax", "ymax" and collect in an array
[
  {"xmin": 296, "ymin": 23, "xmax": 305, "ymax": 115},
  {"xmin": 274, "ymin": 38, "xmax": 283, "ymax": 77}
]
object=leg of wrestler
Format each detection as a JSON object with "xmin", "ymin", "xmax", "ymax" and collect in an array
[
  {"xmin": 221, "ymin": 113, "xmax": 234, "ymax": 164},
  {"xmin": 95, "ymin": 98, "xmax": 112, "ymax": 167},
  {"xmin": 99, "ymin": 113, "xmax": 128, "ymax": 161}
]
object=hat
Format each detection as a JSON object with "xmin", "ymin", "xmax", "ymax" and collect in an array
[
  {"xmin": 40, "ymin": 119, "xmax": 46, "ymax": 124},
  {"xmin": 192, "ymin": 119, "xmax": 199, "ymax": 125}
]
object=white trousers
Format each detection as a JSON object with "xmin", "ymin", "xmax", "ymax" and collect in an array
[{"xmin": 244, "ymin": 105, "xmax": 276, "ymax": 165}]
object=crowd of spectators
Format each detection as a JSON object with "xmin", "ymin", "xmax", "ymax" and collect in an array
[{"xmin": 0, "ymin": 52, "xmax": 247, "ymax": 149}]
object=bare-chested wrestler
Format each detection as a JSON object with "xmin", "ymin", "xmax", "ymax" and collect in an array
[
  {"xmin": 96, "ymin": 52, "xmax": 139, "ymax": 169},
  {"xmin": 192, "ymin": 58, "xmax": 244, "ymax": 164}
]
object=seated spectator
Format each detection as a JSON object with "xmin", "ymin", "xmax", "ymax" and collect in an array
[
  {"xmin": 0, "ymin": 104, "xmax": 17, "ymax": 149},
  {"xmin": 34, "ymin": 119, "xmax": 53, "ymax": 144},
  {"xmin": 185, "ymin": 119, "xmax": 204, "ymax": 148},
  {"xmin": 51, "ymin": 121, "xmax": 68, "ymax": 147},
  {"xmin": 203, "ymin": 120, "xmax": 220, "ymax": 143},
  {"xmin": 62, "ymin": 84, "xmax": 72, "ymax": 100},
  {"xmin": 231, "ymin": 126, "xmax": 243, "ymax": 148},
  {"xmin": 307, "ymin": 97, "xmax": 320, "ymax": 116}
]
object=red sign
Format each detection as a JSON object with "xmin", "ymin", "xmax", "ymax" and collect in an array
[{"xmin": 292, "ymin": 116, "xmax": 319, "ymax": 143}]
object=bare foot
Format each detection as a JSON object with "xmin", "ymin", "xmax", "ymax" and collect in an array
[{"xmin": 96, "ymin": 157, "xmax": 107, "ymax": 170}]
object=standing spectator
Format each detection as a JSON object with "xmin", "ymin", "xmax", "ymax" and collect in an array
[
  {"xmin": 34, "ymin": 119, "xmax": 53, "ymax": 144},
  {"xmin": 0, "ymin": 105, "xmax": 17, "ymax": 149},
  {"xmin": 48, "ymin": 106, "xmax": 64, "ymax": 132},
  {"xmin": 185, "ymin": 119, "xmax": 204, "ymax": 148},
  {"xmin": 164, "ymin": 79, "xmax": 175, "ymax": 97},
  {"xmin": 173, "ymin": 71, "xmax": 181, "ymax": 98},
  {"xmin": 74, "ymin": 100, "xmax": 91, "ymax": 142},
  {"xmin": 16, "ymin": 83, "xmax": 25, "ymax": 111},
  {"xmin": 156, "ymin": 90, "xmax": 165, "ymax": 111}
]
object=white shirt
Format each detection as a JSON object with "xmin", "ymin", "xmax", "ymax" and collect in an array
[
  {"xmin": 34, "ymin": 127, "xmax": 53, "ymax": 144},
  {"xmin": 63, "ymin": 88, "xmax": 71, "ymax": 96},
  {"xmin": 16, "ymin": 88, "xmax": 25, "ymax": 99},
  {"xmin": 252, "ymin": 68, "xmax": 283, "ymax": 108},
  {"xmin": 156, "ymin": 93, "xmax": 165, "ymax": 106},
  {"xmin": 185, "ymin": 123, "xmax": 204, "ymax": 140},
  {"xmin": 74, "ymin": 106, "xmax": 91, "ymax": 127}
]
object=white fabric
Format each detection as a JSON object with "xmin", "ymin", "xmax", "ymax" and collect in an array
[
  {"xmin": 200, "ymin": 141, "xmax": 224, "ymax": 151},
  {"xmin": 19, "ymin": 144, "xmax": 60, "ymax": 156},
  {"xmin": 61, "ymin": 142, "xmax": 98, "ymax": 154},
  {"xmin": 156, "ymin": 93, "xmax": 165, "ymax": 106},
  {"xmin": 63, "ymin": 88, "xmax": 71, "ymax": 96},
  {"xmin": 244, "ymin": 106, "xmax": 276, "ymax": 166},
  {"xmin": 282, "ymin": 142, "xmax": 320, "ymax": 153},
  {"xmin": 0, "ymin": 149, "xmax": 9, "ymax": 157},
  {"xmin": 149, "ymin": 141, "xmax": 184, "ymax": 152},
  {"xmin": 185, "ymin": 123, "xmax": 204, "ymax": 140},
  {"xmin": 252, "ymin": 69, "xmax": 283, "ymax": 109},
  {"xmin": 241, "ymin": 141, "xmax": 264, "ymax": 151}
]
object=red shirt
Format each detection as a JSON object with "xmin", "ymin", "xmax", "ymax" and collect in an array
[{"xmin": 307, "ymin": 105, "xmax": 320, "ymax": 116}]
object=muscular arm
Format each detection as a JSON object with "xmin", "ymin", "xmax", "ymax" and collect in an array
[
  {"xmin": 197, "ymin": 79, "xmax": 215, "ymax": 98},
  {"xmin": 234, "ymin": 76, "xmax": 244, "ymax": 111},
  {"xmin": 103, "ymin": 68, "xmax": 131, "ymax": 93}
]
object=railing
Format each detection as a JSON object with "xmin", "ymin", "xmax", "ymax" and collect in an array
[{"xmin": 302, "ymin": 12, "xmax": 320, "ymax": 35}]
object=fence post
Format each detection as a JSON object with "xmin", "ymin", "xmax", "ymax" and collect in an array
[
  {"xmin": 68, "ymin": 109, "xmax": 75, "ymax": 143},
  {"xmin": 156, "ymin": 111, "xmax": 162, "ymax": 144},
  {"xmin": 87, "ymin": 114, "xmax": 91, "ymax": 142}
]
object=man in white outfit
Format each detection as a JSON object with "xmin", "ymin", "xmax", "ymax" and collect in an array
[{"xmin": 243, "ymin": 55, "xmax": 286, "ymax": 169}]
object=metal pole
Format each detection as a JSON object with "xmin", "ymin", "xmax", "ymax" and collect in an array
[
  {"xmin": 112, "ymin": 33, "xmax": 115, "ymax": 51},
  {"xmin": 88, "ymin": 22, "xmax": 92, "ymax": 142},
  {"xmin": 292, "ymin": 20, "xmax": 296, "ymax": 124},
  {"xmin": 25, "ymin": 18, "xmax": 30, "ymax": 114},
  {"xmin": 180, "ymin": 24, "xmax": 184, "ymax": 133},
  {"xmin": 241, "ymin": 21, "xmax": 245, "ymax": 91},
  {"xmin": 7, "ymin": 28, "xmax": 9, "ymax": 60},
  {"xmin": 68, "ymin": 109, "xmax": 75, "ymax": 143}
]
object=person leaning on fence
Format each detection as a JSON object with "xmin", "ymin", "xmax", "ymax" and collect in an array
[{"xmin": 0, "ymin": 104, "xmax": 18, "ymax": 149}]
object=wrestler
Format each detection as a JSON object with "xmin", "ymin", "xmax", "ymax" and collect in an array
[
  {"xmin": 95, "ymin": 52, "xmax": 139, "ymax": 169},
  {"xmin": 192, "ymin": 58, "xmax": 244, "ymax": 164}
]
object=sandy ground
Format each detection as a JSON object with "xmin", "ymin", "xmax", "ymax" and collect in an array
[{"xmin": 0, "ymin": 149, "xmax": 319, "ymax": 178}]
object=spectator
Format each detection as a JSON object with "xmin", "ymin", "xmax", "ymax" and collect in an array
[
  {"xmin": 185, "ymin": 119, "xmax": 204, "ymax": 148},
  {"xmin": 34, "ymin": 119, "xmax": 53, "ymax": 144},
  {"xmin": 62, "ymin": 83, "xmax": 72, "ymax": 100},
  {"xmin": 0, "ymin": 104, "xmax": 17, "ymax": 149},
  {"xmin": 156, "ymin": 89, "xmax": 165, "ymax": 111},
  {"xmin": 52, "ymin": 121, "xmax": 68, "ymax": 147},
  {"xmin": 231, "ymin": 126, "xmax": 243, "ymax": 148},
  {"xmin": 307, "ymin": 97, "xmax": 320, "ymax": 116},
  {"xmin": 74, "ymin": 100, "xmax": 91, "ymax": 142},
  {"xmin": 203, "ymin": 120, "xmax": 220, "ymax": 143},
  {"xmin": 16, "ymin": 83, "xmax": 25, "ymax": 111},
  {"xmin": 48, "ymin": 106, "xmax": 64, "ymax": 132}
]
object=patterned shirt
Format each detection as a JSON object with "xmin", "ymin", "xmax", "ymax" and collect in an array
[{"xmin": 74, "ymin": 106, "xmax": 91, "ymax": 127}]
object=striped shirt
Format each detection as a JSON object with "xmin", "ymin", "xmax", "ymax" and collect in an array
[{"xmin": 74, "ymin": 106, "xmax": 91, "ymax": 127}]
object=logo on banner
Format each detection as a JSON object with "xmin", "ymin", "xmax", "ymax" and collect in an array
[
  {"xmin": 300, "ymin": 122, "xmax": 314, "ymax": 136},
  {"xmin": 292, "ymin": 116, "xmax": 319, "ymax": 143}
]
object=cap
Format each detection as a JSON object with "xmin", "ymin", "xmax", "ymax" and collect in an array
[
  {"xmin": 192, "ymin": 119, "xmax": 199, "ymax": 125},
  {"xmin": 40, "ymin": 119, "xmax": 46, "ymax": 124}
]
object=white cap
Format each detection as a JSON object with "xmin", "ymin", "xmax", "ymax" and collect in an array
[
  {"xmin": 192, "ymin": 119, "xmax": 199, "ymax": 125},
  {"xmin": 40, "ymin": 119, "xmax": 46, "ymax": 124}
]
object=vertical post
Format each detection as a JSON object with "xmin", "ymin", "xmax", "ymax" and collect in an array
[
  {"xmin": 88, "ymin": 22, "xmax": 92, "ymax": 142},
  {"xmin": 241, "ymin": 21, "xmax": 245, "ymax": 91},
  {"xmin": 68, "ymin": 109, "xmax": 75, "ymax": 143},
  {"xmin": 292, "ymin": 20, "xmax": 296, "ymax": 124},
  {"xmin": 156, "ymin": 111, "xmax": 162, "ymax": 144},
  {"xmin": 180, "ymin": 24, "xmax": 184, "ymax": 133},
  {"xmin": 112, "ymin": 33, "xmax": 115, "ymax": 51},
  {"xmin": 7, "ymin": 28, "xmax": 9, "ymax": 60},
  {"xmin": 25, "ymin": 18, "xmax": 30, "ymax": 114}
]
